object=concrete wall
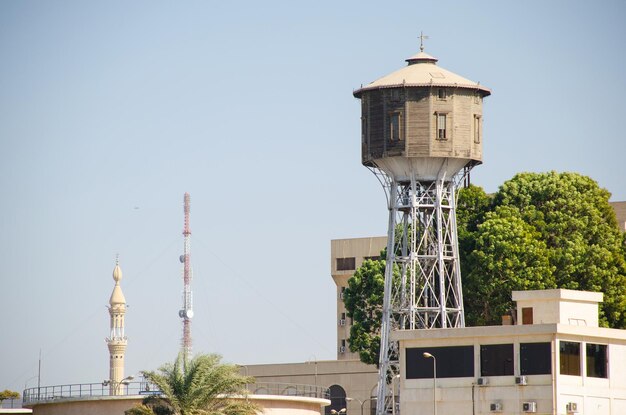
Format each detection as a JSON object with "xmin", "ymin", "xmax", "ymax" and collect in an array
[
  {"xmin": 246, "ymin": 360, "xmax": 378, "ymax": 415},
  {"xmin": 27, "ymin": 395, "xmax": 329, "ymax": 415}
]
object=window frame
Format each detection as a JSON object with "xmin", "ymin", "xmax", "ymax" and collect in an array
[
  {"xmin": 336, "ymin": 257, "xmax": 356, "ymax": 271},
  {"xmin": 559, "ymin": 341, "xmax": 581, "ymax": 376},
  {"xmin": 586, "ymin": 343, "xmax": 608, "ymax": 378},
  {"xmin": 473, "ymin": 114, "xmax": 481, "ymax": 144},
  {"xmin": 388, "ymin": 111, "xmax": 403, "ymax": 142},
  {"xmin": 435, "ymin": 112, "xmax": 448, "ymax": 140}
]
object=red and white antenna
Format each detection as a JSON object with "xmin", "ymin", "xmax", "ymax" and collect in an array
[{"xmin": 178, "ymin": 192, "xmax": 193, "ymax": 361}]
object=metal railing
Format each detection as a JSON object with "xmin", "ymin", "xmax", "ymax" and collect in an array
[
  {"xmin": 246, "ymin": 382, "xmax": 329, "ymax": 399},
  {"xmin": 23, "ymin": 382, "xmax": 329, "ymax": 405},
  {"xmin": 22, "ymin": 382, "xmax": 153, "ymax": 404}
]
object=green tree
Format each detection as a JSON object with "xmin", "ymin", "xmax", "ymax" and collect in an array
[
  {"xmin": 463, "ymin": 205, "xmax": 555, "ymax": 325},
  {"xmin": 343, "ymin": 257, "xmax": 386, "ymax": 366},
  {"xmin": 491, "ymin": 172, "xmax": 626, "ymax": 327},
  {"xmin": 125, "ymin": 353, "xmax": 258, "ymax": 415},
  {"xmin": 0, "ymin": 390, "xmax": 20, "ymax": 403}
]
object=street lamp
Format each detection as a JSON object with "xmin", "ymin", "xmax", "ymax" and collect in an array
[
  {"xmin": 103, "ymin": 375, "xmax": 134, "ymax": 395},
  {"xmin": 423, "ymin": 352, "xmax": 437, "ymax": 415},
  {"xmin": 347, "ymin": 396, "xmax": 376, "ymax": 415},
  {"xmin": 306, "ymin": 355, "xmax": 318, "ymax": 387},
  {"xmin": 391, "ymin": 374, "xmax": 400, "ymax": 415}
]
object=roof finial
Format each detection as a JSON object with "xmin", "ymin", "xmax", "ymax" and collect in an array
[{"xmin": 419, "ymin": 31, "xmax": 429, "ymax": 52}]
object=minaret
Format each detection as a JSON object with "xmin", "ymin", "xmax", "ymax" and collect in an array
[{"xmin": 106, "ymin": 258, "xmax": 128, "ymax": 395}]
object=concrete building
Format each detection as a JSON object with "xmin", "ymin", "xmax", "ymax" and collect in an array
[
  {"xmin": 331, "ymin": 237, "xmax": 387, "ymax": 361},
  {"xmin": 395, "ymin": 289, "xmax": 626, "ymax": 415}
]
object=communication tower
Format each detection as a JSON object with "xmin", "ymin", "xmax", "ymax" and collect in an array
[
  {"xmin": 179, "ymin": 192, "xmax": 194, "ymax": 361},
  {"xmin": 353, "ymin": 37, "xmax": 490, "ymax": 414}
]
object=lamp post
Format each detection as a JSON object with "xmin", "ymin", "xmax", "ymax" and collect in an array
[
  {"xmin": 347, "ymin": 396, "xmax": 376, "ymax": 415},
  {"xmin": 391, "ymin": 374, "xmax": 400, "ymax": 415},
  {"xmin": 423, "ymin": 352, "xmax": 437, "ymax": 415},
  {"xmin": 307, "ymin": 355, "xmax": 318, "ymax": 387},
  {"xmin": 103, "ymin": 375, "xmax": 134, "ymax": 395}
]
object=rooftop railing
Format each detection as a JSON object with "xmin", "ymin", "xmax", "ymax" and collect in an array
[{"xmin": 23, "ymin": 382, "xmax": 329, "ymax": 405}]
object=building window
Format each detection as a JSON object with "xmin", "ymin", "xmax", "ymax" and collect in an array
[
  {"xmin": 336, "ymin": 257, "xmax": 356, "ymax": 271},
  {"xmin": 436, "ymin": 113, "xmax": 447, "ymax": 140},
  {"xmin": 339, "ymin": 287, "xmax": 346, "ymax": 300},
  {"xmin": 438, "ymin": 88, "xmax": 447, "ymax": 100},
  {"xmin": 522, "ymin": 307, "xmax": 533, "ymax": 324},
  {"xmin": 389, "ymin": 89, "xmax": 401, "ymax": 101},
  {"xmin": 520, "ymin": 342, "xmax": 552, "ymax": 375},
  {"xmin": 406, "ymin": 346, "xmax": 474, "ymax": 379},
  {"xmin": 586, "ymin": 343, "xmax": 608, "ymax": 378},
  {"xmin": 480, "ymin": 344, "xmax": 514, "ymax": 376},
  {"xmin": 389, "ymin": 112, "xmax": 402, "ymax": 142},
  {"xmin": 364, "ymin": 255, "xmax": 381, "ymax": 261},
  {"xmin": 473, "ymin": 115, "xmax": 481, "ymax": 144},
  {"xmin": 559, "ymin": 341, "xmax": 581, "ymax": 376}
]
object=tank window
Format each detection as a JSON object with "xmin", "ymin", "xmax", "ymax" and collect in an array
[
  {"xmin": 474, "ymin": 115, "xmax": 481, "ymax": 144},
  {"xmin": 437, "ymin": 113, "xmax": 447, "ymax": 140},
  {"xmin": 389, "ymin": 112, "xmax": 402, "ymax": 142},
  {"xmin": 361, "ymin": 116, "xmax": 368, "ymax": 143}
]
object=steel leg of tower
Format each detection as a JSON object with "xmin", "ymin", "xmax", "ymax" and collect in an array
[{"xmin": 374, "ymin": 172, "xmax": 466, "ymax": 415}]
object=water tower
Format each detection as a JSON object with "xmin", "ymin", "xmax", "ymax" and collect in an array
[{"xmin": 353, "ymin": 37, "xmax": 490, "ymax": 414}]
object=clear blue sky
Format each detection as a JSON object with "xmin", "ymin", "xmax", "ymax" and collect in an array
[{"xmin": 1, "ymin": 0, "xmax": 625, "ymax": 392}]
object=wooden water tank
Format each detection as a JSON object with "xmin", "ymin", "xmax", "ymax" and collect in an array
[{"xmin": 354, "ymin": 51, "xmax": 491, "ymax": 182}]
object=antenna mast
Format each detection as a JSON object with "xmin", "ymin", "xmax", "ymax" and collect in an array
[{"xmin": 179, "ymin": 192, "xmax": 193, "ymax": 361}]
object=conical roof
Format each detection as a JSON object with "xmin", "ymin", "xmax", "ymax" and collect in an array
[
  {"xmin": 354, "ymin": 50, "xmax": 490, "ymax": 97},
  {"xmin": 109, "ymin": 263, "xmax": 126, "ymax": 305}
]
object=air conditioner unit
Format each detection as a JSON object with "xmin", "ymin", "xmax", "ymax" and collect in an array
[
  {"xmin": 339, "ymin": 346, "xmax": 346, "ymax": 353},
  {"xmin": 477, "ymin": 377, "xmax": 488, "ymax": 386},
  {"xmin": 522, "ymin": 402, "xmax": 537, "ymax": 413},
  {"xmin": 566, "ymin": 402, "xmax": 578, "ymax": 413},
  {"xmin": 339, "ymin": 319, "xmax": 346, "ymax": 326},
  {"xmin": 489, "ymin": 402, "xmax": 502, "ymax": 412},
  {"xmin": 339, "ymin": 292, "xmax": 345, "ymax": 300},
  {"xmin": 515, "ymin": 375, "xmax": 528, "ymax": 385}
]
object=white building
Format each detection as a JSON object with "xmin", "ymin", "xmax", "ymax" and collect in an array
[{"xmin": 395, "ymin": 289, "xmax": 626, "ymax": 415}]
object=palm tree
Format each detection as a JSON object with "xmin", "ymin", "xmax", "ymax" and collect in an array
[{"xmin": 126, "ymin": 353, "xmax": 259, "ymax": 415}]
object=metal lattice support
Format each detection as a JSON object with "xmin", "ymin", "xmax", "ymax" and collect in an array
[
  {"xmin": 374, "ymin": 169, "xmax": 467, "ymax": 415},
  {"xmin": 180, "ymin": 192, "xmax": 193, "ymax": 362}
]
